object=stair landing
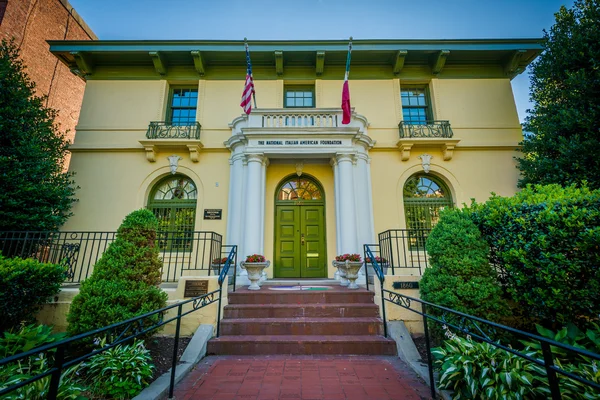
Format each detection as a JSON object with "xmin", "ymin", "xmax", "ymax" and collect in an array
[{"xmin": 207, "ymin": 286, "xmax": 396, "ymax": 356}]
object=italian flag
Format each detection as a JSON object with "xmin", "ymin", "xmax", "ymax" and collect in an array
[{"xmin": 341, "ymin": 39, "xmax": 353, "ymax": 125}]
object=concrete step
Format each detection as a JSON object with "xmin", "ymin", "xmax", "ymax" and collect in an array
[
  {"xmin": 228, "ymin": 288, "xmax": 374, "ymax": 305},
  {"xmin": 207, "ymin": 335, "xmax": 397, "ymax": 355},
  {"xmin": 223, "ymin": 303, "xmax": 380, "ymax": 318},
  {"xmin": 219, "ymin": 317, "xmax": 383, "ymax": 336}
]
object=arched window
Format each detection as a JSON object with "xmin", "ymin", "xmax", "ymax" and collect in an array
[
  {"xmin": 148, "ymin": 175, "xmax": 197, "ymax": 250},
  {"xmin": 403, "ymin": 174, "xmax": 452, "ymax": 243},
  {"xmin": 277, "ymin": 177, "xmax": 323, "ymax": 201}
]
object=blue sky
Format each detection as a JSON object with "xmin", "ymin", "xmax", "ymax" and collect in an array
[{"xmin": 69, "ymin": 0, "xmax": 574, "ymax": 122}]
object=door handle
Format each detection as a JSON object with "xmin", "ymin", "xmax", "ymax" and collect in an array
[{"xmin": 301, "ymin": 233, "xmax": 305, "ymax": 246}]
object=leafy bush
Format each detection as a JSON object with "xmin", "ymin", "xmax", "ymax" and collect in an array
[
  {"xmin": 419, "ymin": 208, "xmax": 508, "ymax": 332},
  {"xmin": 0, "ymin": 324, "xmax": 66, "ymax": 358},
  {"xmin": 0, "ymin": 255, "xmax": 66, "ymax": 332},
  {"xmin": 67, "ymin": 209, "xmax": 167, "ymax": 335},
  {"xmin": 432, "ymin": 331, "xmax": 549, "ymax": 399},
  {"xmin": 84, "ymin": 338, "xmax": 154, "ymax": 399},
  {"xmin": 469, "ymin": 184, "xmax": 600, "ymax": 330}
]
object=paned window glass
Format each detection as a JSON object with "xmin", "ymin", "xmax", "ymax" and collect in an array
[
  {"xmin": 169, "ymin": 88, "xmax": 198, "ymax": 126},
  {"xmin": 401, "ymin": 87, "xmax": 430, "ymax": 124},
  {"xmin": 277, "ymin": 177, "xmax": 322, "ymax": 201},
  {"xmin": 284, "ymin": 87, "xmax": 315, "ymax": 108},
  {"xmin": 148, "ymin": 175, "xmax": 197, "ymax": 251}
]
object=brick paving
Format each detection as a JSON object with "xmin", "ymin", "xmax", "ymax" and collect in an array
[{"xmin": 171, "ymin": 355, "xmax": 432, "ymax": 400}]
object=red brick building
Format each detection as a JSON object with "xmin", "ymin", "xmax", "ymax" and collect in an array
[{"xmin": 0, "ymin": 0, "xmax": 95, "ymax": 151}]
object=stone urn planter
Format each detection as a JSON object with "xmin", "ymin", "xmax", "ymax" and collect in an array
[
  {"xmin": 211, "ymin": 257, "xmax": 229, "ymax": 276},
  {"xmin": 333, "ymin": 254, "xmax": 363, "ymax": 289},
  {"xmin": 240, "ymin": 254, "xmax": 270, "ymax": 290}
]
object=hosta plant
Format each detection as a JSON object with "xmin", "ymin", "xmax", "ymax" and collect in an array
[
  {"xmin": 431, "ymin": 328, "xmax": 550, "ymax": 399},
  {"xmin": 84, "ymin": 337, "xmax": 154, "ymax": 399}
]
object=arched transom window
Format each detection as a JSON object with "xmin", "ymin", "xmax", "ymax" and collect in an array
[
  {"xmin": 403, "ymin": 174, "xmax": 452, "ymax": 233},
  {"xmin": 148, "ymin": 175, "xmax": 197, "ymax": 250},
  {"xmin": 277, "ymin": 177, "xmax": 323, "ymax": 201}
]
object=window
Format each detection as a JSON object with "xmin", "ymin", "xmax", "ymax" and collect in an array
[
  {"xmin": 168, "ymin": 87, "xmax": 198, "ymax": 126},
  {"xmin": 403, "ymin": 174, "xmax": 452, "ymax": 247},
  {"xmin": 277, "ymin": 177, "xmax": 323, "ymax": 201},
  {"xmin": 148, "ymin": 175, "xmax": 197, "ymax": 250},
  {"xmin": 284, "ymin": 86, "xmax": 315, "ymax": 108},
  {"xmin": 401, "ymin": 86, "xmax": 431, "ymax": 124}
]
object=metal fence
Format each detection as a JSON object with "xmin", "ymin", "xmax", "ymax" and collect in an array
[
  {"xmin": 0, "ymin": 252, "xmax": 235, "ymax": 399},
  {"xmin": 378, "ymin": 229, "xmax": 431, "ymax": 275},
  {"xmin": 364, "ymin": 244, "xmax": 600, "ymax": 399},
  {"xmin": 0, "ymin": 231, "xmax": 228, "ymax": 283}
]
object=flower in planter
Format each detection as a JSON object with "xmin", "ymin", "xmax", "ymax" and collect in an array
[
  {"xmin": 335, "ymin": 253, "xmax": 362, "ymax": 262},
  {"xmin": 212, "ymin": 257, "xmax": 229, "ymax": 265},
  {"xmin": 365, "ymin": 256, "xmax": 387, "ymax": 264},
  {"xmin": 245, "ymin": 254, "xmax": 266, "ymax": 263}
]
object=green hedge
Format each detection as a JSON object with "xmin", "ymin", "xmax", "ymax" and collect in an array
[
  {"xmin": 469, "ymin": 184, "xmax": 600, "ymax": 330},
  {"xmin": 0, "ymin": 256, "xmax": 65, "ymax": 332},
  {"xmin": 420, "ymin": 208, "xmax": 508, "ymax": 331},
  {"xmin": 67, "ymin": 209, "xmax": 167, "ymax": 335}
]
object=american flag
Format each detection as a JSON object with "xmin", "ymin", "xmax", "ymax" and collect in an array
[{"xmin": 240, "ymin": 42, "xmax": 255, "ymax": 114}]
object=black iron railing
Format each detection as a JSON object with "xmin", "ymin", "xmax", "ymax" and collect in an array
[
  {"xmin": 0, "ymin": 231, "xmax": 231, "ymax": 283},
  {"xmin": 146, "ymin": 121, "xmax": 201, "ymax": 139},
  {"xmin": 378, "ymin": 229, "xmax": 431, "ymax": 275},
  {"xmin": 364, "ymin": 244, "xmax": 600, "ymax": 399},
  {"xmin": 399, "ymin": 120, "xmax": 453, "ymax": 139},
  {"xmin": 0, "ymin": 252, "xmax": 235, "ymax": 399}
]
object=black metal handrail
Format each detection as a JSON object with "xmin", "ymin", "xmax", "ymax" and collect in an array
[
  {"xmin": 146, "ymin": 121, "xmax": 201, "ymax": 139},
  {"xmin": 364, "ymin": 243, "xmax": 600, "ymax": 399},
  {"xmin": 399, "ymin": 120, "xmax": 453, "ymax": 139},
  {"xmin": 378, "ymin": 229, "xmax": 431, "ymax": 275},
  {"xmin": 0, "ymin": 231, "xmax": 225, "ymax": 283},
  {"xmin": 0, "ymin": 273, "xmax": 229, "ymax": 399}
]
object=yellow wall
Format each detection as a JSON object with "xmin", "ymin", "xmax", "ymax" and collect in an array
[{"xmin": 373, "ymin": 276, "xmax": 424, "ymax": 334}]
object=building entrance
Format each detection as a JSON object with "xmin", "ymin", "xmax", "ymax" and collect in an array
[{"xmin": 274, "ymin": 176, "xmax": 326, "ymax": 278}]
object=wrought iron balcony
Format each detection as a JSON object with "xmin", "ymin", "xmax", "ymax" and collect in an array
[
  {"xmin": 146, "ymin": 121, "xmax": 201, "ymax": 140},
  {"xmin": 398, "ymin": 120, "xmax": 453, "ymax": 139}
]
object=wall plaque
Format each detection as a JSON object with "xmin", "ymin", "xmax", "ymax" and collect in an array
[
  {"xmin": 203, "ymin": 209, "xmax": 222, "ymax": 220},
  {"xmin": 392, "ymin": 281, "xmax": 419, "ymax": 290},
  {"xmin": 184, "ymin": 280, "xmax": 209, "ymax": 297}
]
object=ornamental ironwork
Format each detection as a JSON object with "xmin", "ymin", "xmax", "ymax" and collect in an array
[
  {"xmin": 399, "ymin": 120, "xmax": 453, "ymax": 138},
  {"xmin": 146, "ymin": 121, "xmax": 201, "ymax": 139}
]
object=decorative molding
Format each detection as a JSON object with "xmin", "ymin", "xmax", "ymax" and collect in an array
[
  {"xmin": 442, "ymin": 143, "xmax": 456, "ymax": 161},
  {"xmin": 397, "ymin": 142, "xmax": 413, "ymax": 161},
  {"xmin": 191, "ymin": 51, "xmax": 205, "ymax": 76},
  {"xmin": 168, "ymin": 155, "xmax": 182, "ymax": 174},
  {"xmin": 144, "ymin": 145, "xmax": 157, "ymax": 162},
  {"xmin": 316, "ymin": 51, "xmax": 325, "ymax": 76},
  {"xmin": 295, "ymin": 161, "xmax": 304, "ymax": 176},
  {"xmin": 187, "ymin": 144, "xmax": 203, "ymax": 162},
  {"xmin": 418, "ymin": 154, "xmax": 433, "ymax": 173},
  {"xmin": 504, "ymin": 49, "xmax": 527, "ymax": 76},
  {"xmin": 432, "ymin": 50, "xmax": 450, "ymax": 75},
  {"xmin": 70, "ymin": 51, "xmax": 93, "ymax": 76},
  {"xmin": 393, "ymin": 50, "xmax": 408, "ymax": 75},
  {"xmin": 149, "ymin": 51, "xmax": 167, "ymax": 76},
  {"xmin": 396, "ymin": 138, "xmax": 460, "ymax": 161},
  {"xmin": 275, "ymin": 51, "xmax": 283, "ymax": 76}
]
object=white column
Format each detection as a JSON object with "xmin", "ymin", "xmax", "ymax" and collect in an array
[
  {"xmin": 331, "ymin": 158, "xmax": 341, "ymax": 255},
  {"xmin": 355, "ymin": 153, "xmax": 376, "ymax": 247},
  {"xmin": 259, "ymin": 157, "xmax": 268, "ymax": 281},
  {"xmin": 243, "ymin": 154, "xmax": 265, "ymax": 256},
  {"xmin": 336, "ymin": 153, "xmax": 358, "ymax": 254},
  {"xmin": 226, "ymin": 154, "xmax": 245, "ymax": 248}
]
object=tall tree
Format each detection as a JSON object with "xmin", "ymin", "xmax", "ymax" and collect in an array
[
  {"xmin": 518, "ymin": 0, "xmax": 600, "ymax": 188},
  {"xmin": 0, "ymin": 40, "xmax": 77, "ymax": 231}
]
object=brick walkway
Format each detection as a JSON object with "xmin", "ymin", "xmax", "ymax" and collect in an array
[{"xmin": 171, "ymin": 355, "xmax": 432, "ymax": 400}]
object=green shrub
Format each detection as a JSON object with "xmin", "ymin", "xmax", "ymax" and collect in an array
[
  {"xmin": 469, "ymin": 184, "xmax": 600, "ymax": 330},
  {"xmin": 0, "ymin": 324, "xmax": 66, "ymax": 358},
  {"xmin": 419, "ymin": 208, "xmax": 508, "ymax": 332},
  {"xmin": 0, "ymin": 255, "xmax": 66, "ymax": 332},
  {"xmin": 84, "ymin": 338, "xmax": 154, "ymax": 399},
  {"xmin": 432, "ymin": 332, "xmax": 550, "ymax": 399},
  {"xmin": 67, "ymin": 209, "xmax": 167, "ymax": 335}
]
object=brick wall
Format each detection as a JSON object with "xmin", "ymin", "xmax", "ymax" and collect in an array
[{"xmin": 0, "ymin": 0, "xmax": 95, "ymax": 163}]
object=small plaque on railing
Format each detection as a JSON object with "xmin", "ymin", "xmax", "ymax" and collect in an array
[
  {"xmin": 184, "ymin": 280, "xmax": 209, "ymax": 297},
  {"xmin": 392, "ymin": 281, "xmax": 419, "ymax": 290},
  {"xmin": 203, "ymin": 209, "xmax": 222, "ymax": 220}
]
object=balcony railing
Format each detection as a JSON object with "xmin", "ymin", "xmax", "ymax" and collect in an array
[
  {"xmin": 262, "ymin": 111, "xmax": 338, "ymax": 128},
  {"xmin": 146, "ymin": 121, "xmax": 201, "ymax": 139},
  {"xmin": 377, "ymin": 229, "xmax": 432, "ymax": 275},
  {"xmin": 0, "ymin": 230, "xmax": 229, "ymax": 283},
  {"xmin": 399, "ymin": 120, "xmax": 453, "ymax": 139}
]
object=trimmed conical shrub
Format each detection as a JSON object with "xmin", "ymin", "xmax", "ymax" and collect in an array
[{"xmin": 67, "ymin": 209, "xmax": 167, "ymax": 335}]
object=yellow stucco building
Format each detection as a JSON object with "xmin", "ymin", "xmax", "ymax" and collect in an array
[{"xmin": 49, "ymin": 38, "xmax": 541, "ymax": 283}]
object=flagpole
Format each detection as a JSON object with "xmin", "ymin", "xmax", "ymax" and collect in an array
[
  {"xmin": 244, "ymin": 38, "xmax": 258, "ymax": 110},
  {"xmin": 345, "ymin": 36, "xmax": 353, "ymax": 81}
]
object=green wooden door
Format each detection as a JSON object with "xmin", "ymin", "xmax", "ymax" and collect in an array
[{"xmin": 275, "ymin": 204, "xmax": 326, "ymax": 278}]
